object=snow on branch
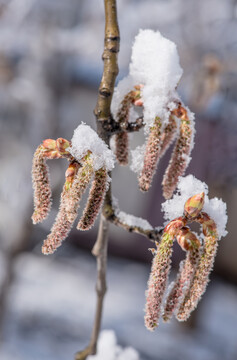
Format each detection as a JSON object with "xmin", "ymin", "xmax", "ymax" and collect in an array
[{"xmin": 111, "ymin": 30, "xmax": 195, "ymax": 199}]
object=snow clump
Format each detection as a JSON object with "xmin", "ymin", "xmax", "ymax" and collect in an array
[
  {"xmin": 112, "ymin": 29, "xmax": 183, "ymax": 131},
  {"xmin": 68, "ymin": 123, "xmax": 115, "ymax": 171},
  {"xmin": 87, "ymin": 330, "xmax": 140, "ymax": 360},
  {"xmin": 161, "ymin": 175, "xmax": 228, "ymax": 239}
]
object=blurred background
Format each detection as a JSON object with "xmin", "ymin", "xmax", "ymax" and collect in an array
[{"xmin": 0, "ymin": 0, "xmax": 237, "ymax": 359}]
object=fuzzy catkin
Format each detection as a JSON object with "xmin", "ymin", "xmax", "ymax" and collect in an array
[
  {"xmin": 32, "ymin": 146, "xmax": 52, "ymax": 224},
  {"xmin": 144, "ymin": 233, "xmax": 174, "ymax": 331},
  {"xmin": 163, "ymin": 246, "xmax": 200, "ymax": 322},
  {"xmin": 159, "ymin": 115, "xmax": 177, "ymax": 159},
  {"xmin": 42, "ymin": 158, "xmax": 93, "ymax": 255},
  {"xmin": 139, "ymin": 117, "xmax": 162, "ymax": 192},
  {"xmin": 176, "ymin": 214, "xmax": 218, "ymax": 321},
  {"xmin": 115, "ymin": 89, "xmax": 141, "ymax": 165},
  {"xmin": 162, "ymin": 105, "xmax": 193, "ymax": 199},
  {"xmin": 77, "ymin": 167, "xmax": 108, "ymax": 230}
]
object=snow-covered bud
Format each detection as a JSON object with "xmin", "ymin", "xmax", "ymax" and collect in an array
[
  {"xmin": 145, "ymin": 232, "xmax": 174, "ymax": 331},
  {"xmin": 184, "ymin": 192, "xmax": 205, "ymax": 219},
  {"xmin": 164, "ymin": 216, "xmax": 187, "ymax": 237},
  {"xmin": 177, "ymin": 227, "xmax": 201, "ymax": 251},
  {"xmin": 31, "ymin": 146, "xmax": 52, "ymax": 224},
  {"xmin": 139, "ymin": 117, "xmax": 162, "ymax": 192},
  {"xmin": 176, "ymin": 213, "xmax": 218, "ymax": 321},
  {"xmin": 162, "ymin": 105, "xmax": 193, "ymax": 199},
  {"xmin": 77, "ymin": 167, "xmax": 108, "ymax": 231}
]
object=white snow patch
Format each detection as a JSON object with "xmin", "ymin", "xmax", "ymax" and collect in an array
[
  {"xmin": 112, "ymin": 196, "xmax": 152, "ymax": 231},
  {"xmin": 68, "ymin": 123, "xmax": 115, "ymax": 171},
  {"xmin": 112, "ymin": 29, "xmax": 183, "ymax": 131},
  {"xmin": 117, "ymin": 211, "xmax": 152, "ymax": 231},
  {"xmin": 161, "ymin": 175, "xmax": 228, "ymax": 239},
  {"xmin": 87, "ymin": 330, "xmax": 139, "ymax": 360},
  {"xmin": 130, "ymin": 144, "xmax": 146, "ymax": 174}
]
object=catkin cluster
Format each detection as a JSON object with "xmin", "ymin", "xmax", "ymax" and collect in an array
[
  {"xmin": 144, "ymin": 192, "xmax": 219, "ymax": 331},
  {"xmin": 32, "ymin": 138, "xmax": 109, "ymax": 254},
  {"xmin": 114, "ymin": 88, "xmax": 194, "ymax": 199}
]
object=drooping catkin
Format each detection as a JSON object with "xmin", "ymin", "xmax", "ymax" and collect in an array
[
  {"xmin": 77, "ymin": 167, "xmax": 108, "ymax": 230},
  {"xmin": 176, "ymin": 212, "xmax": 218, "ymax": 321},
  {"xmin": 115, "ymin": 87, "xmax": 142, "ymax": 165},
  {"xmin": 144, "ymin": 216, "xmax": 187, "ymax": 330},
  {"xmin": 32, "ymin": 145, "xmax": 52, "ymax": 224},
  {"xmin": 159, "ymin": 115, "xmax": 177, "ymax": 159},
  {"xmin": 41, "ymin": 157, "xmax": 93, "ymax": 255},
  {"xmin": 162, "ymin": 105, "xmax": 193, "ymax": 199},
  {"xmin": 162, "ymin": 228, "xmax": 201, "ymax": 322},
  {"xmin": 144, "ymin": 232, "xmax": 174, "ymax": 331},
  {"xmin": 139, "ymin": 117, "xmax": 162, "ymax": 192}
]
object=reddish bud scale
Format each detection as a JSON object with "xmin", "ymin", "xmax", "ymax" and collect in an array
[
  {"xmin": 184, "ymin": 192, "xmax": 205, "ymax": 219},
  {"xmin": 42, "ymin": 139, "xmax": 57, "ymax": 150},
  {"xmin": 176, "ymin": 212, "xmax": 218, "ymax": 321},
  {"xmin": 31, "ymin": 146, "xmax": 52, "ymax": 224},
  {"xmin": 139, "ymin": 117, "xmax": 162, "ymax": 192},
  {"xmin": 77, "ymin": 167, "xmax": 108, "ymax": 230},
  {"xmin": 144, "ymin": 232, "xmax": 174, "ymax": 331},
  {"xmin": 162, "ymin": 105, "xmax": 193, "ymax": 199},
  {"xmin": 56, "ymin": 138, "xmax": 71, "ymax": 155},
  {"xmin": 42, "ymin": 157, "xmax": 93, "ymax": 255},
  {"xmin": 115, "ymin": 87, "xmax": 142, "ymax": 165},
  {"xmin": 164, "ymin": 217, "xmax": 187, "ymax": 237},
  {"xmin": 65, "ymin": 162, "xmax": 80, "ymax": 190},
  {"xmin": 176, "ymin": 227, "xmax": 201, "ymax": 251}
]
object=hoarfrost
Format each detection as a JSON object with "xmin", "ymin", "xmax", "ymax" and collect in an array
[
  {"xmin": 162, "ymin": 175, "xmax": 228, "ymax": 239},
  {"xmin": 68, "ymin": 123, "xmax": 115, "ymax": 171}
]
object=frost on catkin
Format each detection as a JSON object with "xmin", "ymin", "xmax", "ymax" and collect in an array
[
  {"xmin": 115, "ymin": 87, "xmax": 142, "ymax": 165},
  {"xmin": 162, "ymin": 105, "xmax": 193, "ymax": 199},
  {"xmin": 77, "ymin": 167, "xmax": 108, "ymax": 230},
  {"xmin": 162, "ymin": 228, "xmax": 201, "ymax": 322},
  {"xmin": 32, "ymin": 145, "xmax": 52, "ymax": 224},
  {"xmin": 176, "ymin": 212, "xmax": 218, "ymax": 321},
  {"xmin": 145, "ymin": 232, "xmax": 174, "ymax": 331},
  {"xmin": 139, "ymin": 117, "xmax": 162, "ymax": 192},
  {"xmin": 159, "ymin": 115, "xmax": 177, "ymax": 159},
  {"xmin": 42, "ymin": 156, "xmax": 93, "ymax": 255}
]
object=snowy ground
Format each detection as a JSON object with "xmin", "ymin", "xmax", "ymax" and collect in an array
[{"xmin": 0, "ymin": 248, "xmax": 237, "ymax": 360}]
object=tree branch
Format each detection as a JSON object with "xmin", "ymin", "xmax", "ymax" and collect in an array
[{"xmin": 75, "ymin": 1, "xmax": 120, "ymax": 359}]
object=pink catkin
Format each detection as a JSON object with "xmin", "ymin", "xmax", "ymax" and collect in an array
[
  {"xmin": 162, "ymin": 246, "xmax": 200, "ymax": 322},
  {"xmin": 42, "ymin": 158, "xmax": 93, "ymax": 255},
  {"xmin": 32, "ymin": 146, "xmax": 52, "ymax": 224},
  {"xmin": 162, "ymin": 105, "xmax": 193, "ymax": 199},
  {"xmin": 77, "ymin": 167, "xmax": 108, "ymax": 231},
  {"xmin": 144, "ymin": 232, "xmax": 174, "ymax": 331},
  {"xmin": 139, "ymin": 117, "xmax": 162, "ymax": 192},
  {"xmin": 176, "ymin": 213, "xmax": 218, "ymax": 321},
  {"xmin": 115, "ymin": 88, "xmax": 141, "ymax": 165}
]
